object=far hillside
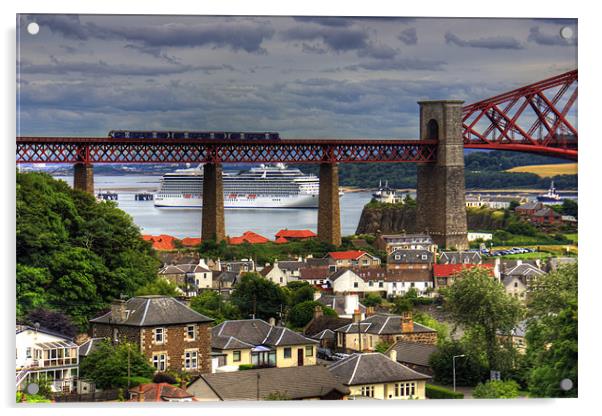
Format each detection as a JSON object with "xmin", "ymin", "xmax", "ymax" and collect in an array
[{"xmin": 506, "ymin": 163, "xmax": 578, "ymax": 178}]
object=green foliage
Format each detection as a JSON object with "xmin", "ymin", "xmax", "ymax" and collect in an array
[
  {"xmin": 230, "ymin": 273, "xmax": 287, "ymax": 320},
  {"xmin": 362, "ymin": 293, "xmax": 383, "ymax": 307},
  {"xmin": 115, "ymin": 376, "xmax": 152, "ymax": 388},
  {"xmin": 238, "ymin": 364, "xmax": 255, "ymax": 371},
  {"xmin": 429, "ymin": 341, "xmax": 487, "ymax": 386},
  {"xmin": 425, "ymin": 384, "xmax": 464, "ymax": 399},
  {"xmin": 79, "ymin": 341, "xmax": 155, "ymax": 390},
  {"xmin": 444, "ymin": 267, "xmax": 525, "ymax": 371},
  {"xmin": 414, "ymin": 311, "xmax": 449, "ymax": 344},
  {"xmin": 561, "ymin": 199, "xmax": 578, "ymax": 218},
  {"xmin": 135, "ymin": 278, "xmax": 180, "ymax": 297},
  {"xmin": 391, "ymin": 297, "xmax": 413, "ymax": 314},
  {"xmin": 289, "ymin": 285, "xmax": 315, "ymax": 306},
  {"xmin": 265, "ymin": 391, "xmax": 291, "ymax": 400},
  {"xmin": 16, "ymin": 172, "xmax": 160, "ymax": 326},
  {"xmin": 473, "ymin": 380, "xmax": 520, "ymax": 399},
  {"xmin": 288, "ymin": 301, "xmax": 337, "ymax": 328},
  {"xmin": 16, "ymin": 391, "xmax": 52, "ymax": 403},
  {"xmin": 375, "ymin": 340, "xmax": 393, "ymax": 354},
  {"xmin": 525, "ymin": 264, "xmax": 578, "ymax": 397},
  {"xmin": 189, "ymin": 291, "xmax": 240, "ymax": 323}
]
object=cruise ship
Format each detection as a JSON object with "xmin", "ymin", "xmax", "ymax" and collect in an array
[{"xmin": 154, "ymin": 163, "xmax": 342, "ymax": 208}]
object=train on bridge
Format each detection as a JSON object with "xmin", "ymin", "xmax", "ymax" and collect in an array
[{"xmin": 108, "ymin": 130, "xmax": 281, "ymax": 140}]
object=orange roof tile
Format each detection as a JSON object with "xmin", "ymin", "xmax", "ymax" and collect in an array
[
  {"xmin": 180, "ymin": 237, "xmax": 202, "ymax": 247},
  {"xmin": 141, "ymin": 234, "xmax": 177, "ymax": 251},
  {"xmin": 228, "ymin": 231, "xmax": 270, "ymax": 245},
  {"xmin": 275, "ymin": 229, "xmax": 317, "ymax": 239},
  {"xmin": 275, "ymin": 236, "xmax": 289, "ymax": 244},
  {"xmin": 328, "ymin": 250, "xmax": 368, "ymax": 260},
  {"xmin": 433, "ymin": 263, "xmax": 494, "ymax": 277}
]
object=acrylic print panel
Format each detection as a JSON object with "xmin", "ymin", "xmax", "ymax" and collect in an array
[{"xmin": 16, "ymin": 14, "xmax": 577, "ymax": 403}]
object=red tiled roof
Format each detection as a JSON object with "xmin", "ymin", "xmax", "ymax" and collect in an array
[
  {"xmin": 433, "ymin": 263, "xmax": 494, "ymax": 277},
  {"xmin": 275, "ymin": 229, "xmax": 317, "ymax": 239},
  {"xmin": 142, "ymin": 234, "xmax": 177, "ymax": 251},
  {"xmin": 228, "ymin": 231, "xmax": 270, "ymax": 245},
  {"xmin": 128, "ymin": 383, "xmax": 194, "ymax": 402},
  {"xmin": 328, "ymin": 250, "xmax": 368, "ymax": 260},
  {"xmin": 275, "ymin": 236, "xmax": 289, "ymax": 244},
  {"xmin": 299, "ymin": 267, "xmax": 331, "ymax": 281},
  {"xmin": 180, "ymin": 237, "xmax": 202, "ymax": 247}
]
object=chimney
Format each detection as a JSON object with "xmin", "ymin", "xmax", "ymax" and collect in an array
[
  {"xmin": 313, "ymin": 305, "xmax": 323, "ymax": 319},
  {"xmin": 401, "ymin": 311, "xmax": 414, "ymax": 333},
  {"xmin": 388, "ymin": 348, "xmax": 397, "ymax": 362},
  {"xmin": 268, "ymin": 317, "xmax": 276, "ymax": 326},
  {"xmin": 313, "ymin": 291, "xmax": 321, "ymax": 301},
  {"xmin": 344, "ymin": 293, "xmax": 359, "ymax": 316},
  {"xmin": 198, "ymin": 258, "xmax": 209, "ymax": 269},
  {"xmin": 353, "ymin": 308, "xmax": 362, "ymax": 324},
  {"xmin": 366, "ymin": 306, "xmax": 375, "ymax": 316},
  {"xmin": 111, "ymin": 300, "xmax": 127, "ymax": 323}
]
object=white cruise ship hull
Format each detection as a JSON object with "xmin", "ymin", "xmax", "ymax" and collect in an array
[{"xmin": 154, "ymin": 193, "xmax": 320, "ymax": 209}]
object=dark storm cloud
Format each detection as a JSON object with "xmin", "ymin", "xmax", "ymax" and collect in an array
[
  {"xmin": 398, "ymin": 28, "xmax": 418, "ymax": 45},
  {"xmin": 281, "ymin": 25, "xmax": 369, "ymax": 52},
  {"xmin": 345, "ymin": 57, "xmax": 446, "ymax": 71},
  {"xmin": 528, "ymin": 26, "xmax": 576, "ymax": 46},
  {"xmin": 357, "ymin": 43, "xmax": 398, "ymax": 60},
  {"xmin": 445, "ymin": 31, "xmax": 524, "ymax": 50}
]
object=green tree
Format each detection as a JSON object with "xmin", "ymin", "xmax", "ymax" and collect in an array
[
  {"xmin": 375, "ymin": 340, "xmax": 393, "ymax": 354},
  {"xmin": 79, "ymin": 341, "xmax": 155, "ymax": 390},
  {"xmin": 288, "ymin": 301, "xmax": 336, "ymax": 328},
  {"xmin": 190, "ymin": 291, "xmax": 240, "ymax": 323},
  {"xmin": 414, "ymin": 311, "xmax": 449, "ymax": 344},
  {"xmin": 561, "ymin": 199, "xmax": 578, "ymax": 218},
  {"xmin": 230, "ymin": 273, "xmax": 287, "ymax": 320},
  {"xmin": 135, "ymin": 278, "xmax": 180, "ymax": 297},
  {"xmin": 473, "ymin": 380, "xmax": 520, "ymax": 398},
  {"xmin": 429, "ymin": 341, "xmax": 487, "ymax": 386},
  {"xmin": 289, "ymin": 285, "xmax": 315, "ymax": 306},
  {"xmin": 363, "ymin": 293, "xmax": 383, "ymax": 307},
  {"xmin": 444, "ymin": 267, "xmax": 525, "ymax": 371}
]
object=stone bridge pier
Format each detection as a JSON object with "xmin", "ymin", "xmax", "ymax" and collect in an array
[
  {"xmin": 416, "ymin": 100, "xmax": 469, "ymax": 250},
  {"xmin": 318, "ymin": 162, "xmax": 342, "ymax": 246},
  {"xmin": 201, "ymin": 163, "xmax": 226, "ymax": 243},
  {"xmin": 73, "ymin": 162, "xmax": 94, "ymax": 194}
]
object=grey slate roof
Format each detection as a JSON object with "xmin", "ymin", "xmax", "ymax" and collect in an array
[
  {"xmin": 516, "ymin": 201, "xmax": 543, "ymax": 211},
  {"xmin": 380, "ymin": 234, "xmax": 433, "ymax": 244},
  {"xmin": 277, "ymin": 261, "xmax": 307, "ymax": 272},
  {"xmin": 311, "ymin": 329, "xmax": 336, "ymax": 341},
  {"xmin": 219, "ymin": 260, "xmax": 255, "ymax": 273},
  {"xmin": 388, "ymin": 249, "xmax": 434, "ymax": 264},
  {"xmin": 90, "ymin": 296, "xmax": 214, "ymax": 326},
  {"xmin": 304, "ymin": 315, "xmax": 353, "ymax": 337},
  {"xmin": 159, "ymin": 264, "xmax": 211, "ymax": 275},
  {"xmin": 16, "ymin": 324, "xmax": 74, "ymax": 341},
  {"xmin": 386, "ymin": 341, "xmax": 439, "ymax": 367},
  {"xmin": 191, "ymin": 365, "xmax": 350, "ymax": 400},
  {"xmin": 439, "ymin": 251, "xmax": 482, "ymax": 265},
  {"xmin": 212, "ymin": 319, "xmax": 317, "ymax": 350},
  {"xmin": 305, "ymin": 258, "xmax": 332, "ymax": 267},
  {"xmin": 78, "ymin": 337, "xmax": 106, "ymax": 357},
  {"xmin": 214, "ymin": 271, "xmax": 238, "ymax": 284},
  {"xmin": 335, "ymin": 314, "xmax": 436, "ymax": 335},
  {"xmin": 328, "ymin": 353, "xmax": 430, "ymax": 385},
  {"xmin": 505, "ymin": 263, "xmax": 545, "ymax": 277}
]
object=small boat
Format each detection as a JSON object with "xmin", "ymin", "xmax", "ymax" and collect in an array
[{"xmin": 536, "ymin": 181, "xmax": 562, "ymax": 203}]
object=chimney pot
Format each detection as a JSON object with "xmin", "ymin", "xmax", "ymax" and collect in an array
[
  {"xmin": 313, "ymin": 305, "xmax": 323, "ymax": 319},
  {"xmin": 353, "ymin": 309, "xmax": 362, "ymax": 323},
  {"xmin": 389, "ymin": 348, "xmax": 398, "ymax": 362},
  {"xmin": 268, "ymin": 317, "xmax": 276, "ymax": 326},
  {"xmin": 111, "ymin": 299, "xmax": 127, "ymax": 323},
  {"xmin": 401, "ymin": 311, "xmax": 414, "ymax": 333}
]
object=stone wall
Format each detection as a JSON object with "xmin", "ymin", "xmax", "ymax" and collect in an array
[{"xmin": 73, "ymin": 163, "xmax": 94, "ymax": 194}]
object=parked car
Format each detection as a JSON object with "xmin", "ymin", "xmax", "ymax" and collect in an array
[
  {"xmin": 332, "ymin": 352, "xmax": 350, "ymax": 361},
  {"xmin": 317, "ymin": 347, "xmax": 334, "ymax": 360}
]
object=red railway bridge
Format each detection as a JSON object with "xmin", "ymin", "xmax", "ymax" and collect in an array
[{"xmin": 16, "ymin": 70, "xmax": 577, "ymax": 247}]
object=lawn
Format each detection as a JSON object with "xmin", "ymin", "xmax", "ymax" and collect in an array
[
  {"xmin": 564, "ymin": 233, "xmax": 578, "ymax": 244},
  {"xmin": 506, "ymin": 163, "xmax": 578, "ymax": 177}
]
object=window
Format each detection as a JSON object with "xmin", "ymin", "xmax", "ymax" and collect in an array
[
  {"xmin": 233, "ymin": 350, "xmax": 241, "ymax": 362},
  {"xmin": 184, "ymin": 350, "xmax": 198, "ymax": 369},
  {"xmin": 514, "ymin": 282, "xmax": 519, "ymax": 288},
  {"xmin": 360, "ymin": 386, "xmax": 375, "ymax": 397},
  {"xmin": 368, "ymin": 281, "xmax": 373, "ymax": 287},
  {"xmin": 392, "ymin": 282, "xmax": 397, "ymax": 288},
  {"xmin": 187, "ymin": 325, "xmax": 196, "ymax": 341},
  {"xmin": 422, "ymin": 254, "xmax": 428, "ymax": 260},
  {"xmin": 154, "ymin": 328, "xmax": 164, "ymax": 344},
  {"xmin": 284, "ymin": 347, "xmax": 291, "ymax": 359},
  {"xmin": 353, "ymin": 282, "xmax": 359, "ymax": 288},
  {"xmin": 395, "ymin": 255, "xmax": 400, "ymax": 260},
  {"xmin": 305, "ymin": 346, "xmax": 313, "ymax": 357},
  {"xmin": 411, "ymin": 282, "xmax": 415, "ymax": 288},
  {"xmin": 379, "ymin": 282, "xmax": 384, "ymax": 288},
  {"xmin": 152, "ymin": 353, "xmax": 167, "ymax": 371},
  {"xmin": 26, "ymin": 347, "xmax": 32, "ymax": 358},
  {"xmin": 363, "ymin": 259, "xmax": 369, "ymax": 265}
]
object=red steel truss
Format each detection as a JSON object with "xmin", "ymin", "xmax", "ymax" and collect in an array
[
  {"xmin": 463, "ymin": 69, "xmax": 577, "ymax": 160},
  {"xmin": 15, "ymin": 137, "xmax": 438, "ymax": 164}
]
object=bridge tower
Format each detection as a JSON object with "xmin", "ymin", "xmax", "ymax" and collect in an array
[
  {"xmin": 416, "ymin": 100, "xmax": 468, "ymax": 250},
  {"xmin": 318, "ymin": 162, "xmax": 341, "ymax": 246},
  {"xmin": 73, "ymin": 163, "xmax": 94, "ymax": 194},
  {"xmin": 201, "ymin": 163, "xmax": 226, "ymax": 243}
]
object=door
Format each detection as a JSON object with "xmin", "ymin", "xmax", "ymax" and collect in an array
[{"xmin": 297, "ymin": 348, "xmax": 304, "ymax": 366}]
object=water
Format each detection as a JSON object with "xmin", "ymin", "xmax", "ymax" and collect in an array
[{"xmin": 54, "ymin": 175, "xmax": 373, "ymax": 238}]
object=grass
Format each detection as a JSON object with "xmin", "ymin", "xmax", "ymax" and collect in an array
[
  {"xmin": 506, "ymin": 163, "xmax": 578, "ymax": 177},
  {"xmin": 564, "ymin": 233, "xmax": 578, "ymax": 244}
]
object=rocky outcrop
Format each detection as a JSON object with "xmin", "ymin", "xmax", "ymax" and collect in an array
[{"xmin": 355, "ymin": 204, "xmax": 418, "ymax": 235}]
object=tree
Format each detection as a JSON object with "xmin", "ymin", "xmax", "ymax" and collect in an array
[
  {"xmin": 413, "ymin": 311, "xmax": 449, "ymax": 344},
  {"xmin": 79, "ymin": 340, "xmax": 155, "ymax": 390},
  {"xmin": 429, "ymin": 341, "xmax": 487, "ymax": 386},
  {"xmin": 375, "ymin": 340, "xmax": 393, "ymax": 354},
  {"xmin": 289, "ymin": 285, "xmax": 315, "ymax": 306},
  {"xmin": 25, "ymin": 308, "xmax": 78, "ymax": 338},
  {"xmin": 444, "ymin": 267, "xmax": 525, "ymax": 371},
  {"xmin": 135, "ymin": 278, "xmax": 181, "ymax": 297},
  {"xmin": 190, "ymin": 291, "xmax": 240, "ymax": 323},
  {"xmin": 473, "ymin": 380, "xmax": 520, "ymax": 398},
  {"xmin": 230, "ymin": 273, "xmax": 287, "ymax": 320},
  {"xmin": 561, "ymin": 199, "xmax": 577, "ymax": 218},
  {"xmin": 363, "ymin": 293, "xmax": 383, "ymax": 307},
  {"xmin": 288, "ymin": 301, "xmax": 337, "ymax": 328}
]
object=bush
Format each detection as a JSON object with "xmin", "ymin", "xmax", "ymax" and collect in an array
[
  {"xmin": 288, "ymin": 300, "xmax": 337, "ymax": 328},
  {"xmin": 425, "ymin": 384, "xmax": 464, "ymax": 399},
  {"xmin": 114, "ymin": 376, "xmax": 153, "ymax": 388},
  {"xmin": 363, "ymin": 293, "xmax": 383, "ymax": 307},
  {"xmin": 429, "ymin": 341, "xmax": 487, "ymax": 386},
  {"xmin": 239, "ymin": 364, "xmax": 255, "ymax": 371},
  {"xmin": 473, "ymin": 380, "xmax": 520, "ymax": 399},
  {"xmin": 152, "ymin": 372, "xmax": 178, "ymax": 384}
]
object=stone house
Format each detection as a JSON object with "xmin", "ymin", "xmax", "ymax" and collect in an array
[
  {"xmin": 89, "ymin": 296, "xmax": 214, "ymax": 374},
  {"xmin": 386, "ymin": 249, "xmax": 434, "ymax": 271},
  {"xmin": 211, "ymin": 319, "xmax": 318, "ymax": 371},
  {"xmin": 501, "ymin": 262, "xmax": 546, "ymax": 300},
  {"xmin": 530, "ymin": 207, "xmax": 563, "ymax": 226},
  {"xmin": 328, "ymin": 353, "xmax": 430, "ymax": 400},
  {"xmin": 433, "ymin": 263, "xmax": 495, "ymax": 288},
  {"xmin": 334, "ymin": 312, "xmax": 437, "ymax": 353},
  {"xmin": 326, "ymin": 250, "xmax": 381, "ymax": 268},
  {"xmin": 376, "ymin": 234, "xmax": 437, "ymax": 255},
  {"xmin": 438, "ymin": 251, "xmax": 482, "ymax": 265},
  {"xmin": 158, "ymin": 259, "xmax": 213, "ymax": 292}
]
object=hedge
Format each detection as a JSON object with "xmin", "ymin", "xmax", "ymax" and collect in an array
[
  {"xmin": 114, "ymin": 376, "xmax": 153, "ymax": 388},
  {"xmin": 425, "ymin": 384, "xmax": 464, "ymax": 399},
  {"xmin": 238, "ymin": 364, "xmax": 255, "ymax": 371}
]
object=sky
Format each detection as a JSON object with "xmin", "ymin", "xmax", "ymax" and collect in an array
[{"xmin": 16, "ymin": 14, "xmax": 577, "ymax": 138}]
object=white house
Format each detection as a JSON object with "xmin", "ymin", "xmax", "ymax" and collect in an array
[
  {"xmin": 328, "ymin": 269, "xmax": 380, "ymax": 294},
  {"xmin": 158, "ymin": 259, "xmax": 213, "ymax": 292},
  {"xmin": 16, "ymin": 325, "xmax": 79, "ymax": 393},
  {"xmin": 260, "ymin": 260, "xmax": 292, "ymax": 286}
]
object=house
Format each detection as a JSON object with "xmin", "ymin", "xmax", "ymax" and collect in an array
[
  {"xmin": 328, "ymin": 353, "xmax": 430, "ymax": 400},
  {"xmin": 515, "ymin": 201, "xmax": 544, "ymax": 216},
  {"xmin": 376, "ymin": 234, "xmax": 437, "ymax": 255},
  {"xmin": 383, "ymin": 269, "xmax": 433, "ymax": 297},
  {"xmin": 188, "ymin": 365, "xmax": 349, "ymax": 401},
  {"xmin": 260, "ymin": 260, "xmax": 292, "ymax": 286},
  {"xmin": 386, "ymin": 249, "xmax": 434, "ymax": 271},
  {"xmin": 530, "ymin": 207, "xmax": 563, "ymax": 226},
  {"xmin": 501, "ymin": 262, "xmax": 546, "ymax": 300},
  {"xmin": 274, "ymin": 229, "xmax": 317, "ymax": 242},
  {"xmin": 90, "ymin": 296, "xmax": 214, "ymax": 374},
  {"xmin": 228, "ymin": 231, "xmax": 270, "ymax": 245},
  {"xmin": 467, "ymin": 232, "xmax": 493, "ymax": 242},
  {"xmin": 433, "ymin": 263, "xmax": 494, "ymax": 288},
  {"xmin": 465, "ymin": 194, "xmax": 520, "ymax": 210},
  {"xmin": 212, "ymin": 271, "xmax": 239, "ymax": 294},
  {"xmin": 16, "ymin": 325, "xmax": 79, "ymax": 393},
  {"xmin": 277, "ymin": 259, "xmax": 308, "ymax": 280},
  {"xmin": 313, "ymin": 293, "xmax": 366, "ymax": 319},
  {"xmin": 439, "ymin": 251, "xmax": 482, "ymax": 265},
  {"xmin": 334, "ymin": 312, "xmax": 437, "ymax": 353},
  {"xmin": 385, "ymin": 341, "xmax": 439, "ymax": 376},
  {"xmin": 128, "ymin": 383, "xmax": 195, "ymax": 402},
  {"xmin": 327, "ymin": 250, "xmax": 381, "ymax": 268},
  {"xmin": 211, "ymin": 319, "xmax": 318, "ymax": 370},
  {"xmin": 327, "ymin": 268, "xmax": 434, "ymax": 298},
  {"xmin": 497, "ymin": 321, "xmax": 528, "ymax": 354},
  {"xmin": 299, "ymin": 267, "xmax": 332, "ymax": 286},
  {"xmin": 218, "ymin": 259, "xmax": 255, "ymax": 274},
  {"xmin": 158, "ymin": 259, "xmax": 213, "ymax": 292}
]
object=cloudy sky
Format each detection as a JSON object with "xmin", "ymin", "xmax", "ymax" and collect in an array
[{"xmin": 17, "ymin": 14, "xmax": 577, "ymax": 138}]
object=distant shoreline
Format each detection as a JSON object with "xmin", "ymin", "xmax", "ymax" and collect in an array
[{"xmin": 340, "ymin": 186, "xmax": 577, "ymax": 194}]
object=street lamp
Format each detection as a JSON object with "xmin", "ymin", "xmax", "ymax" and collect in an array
[{"xmin": 452, "ymin": 354, "xmax": 466, "ymax": 392}]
